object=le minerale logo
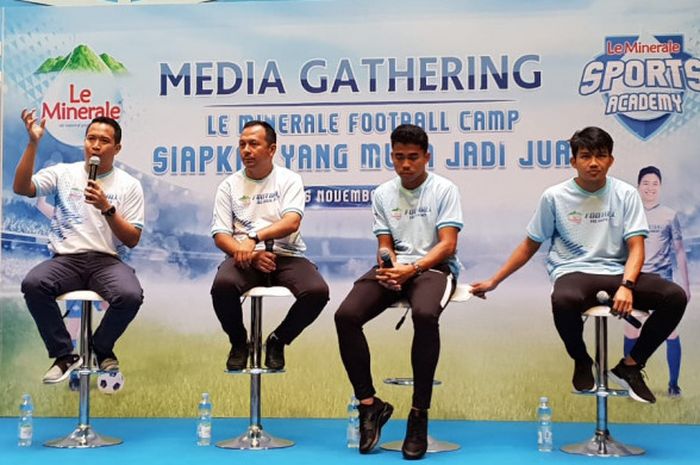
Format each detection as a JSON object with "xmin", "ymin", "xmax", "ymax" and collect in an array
[
  {"xmin": 578, "ymin": 35, "xmax": 700, "ymax": 140},
  {"xmin": 36, "ymin": 44, "xmax": 127, "ymax": 146}
]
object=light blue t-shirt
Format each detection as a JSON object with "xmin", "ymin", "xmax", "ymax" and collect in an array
[
  {"xmin": 372, "ymin": 173, "xmax": 463, "ymax": 277},
  {"xmin": 527, "ymin": 177, "xmax": 648, "ymax": 282},
  {"xmin": 642, "ymin": 204, "xmax": 682, "ymax": 280}
]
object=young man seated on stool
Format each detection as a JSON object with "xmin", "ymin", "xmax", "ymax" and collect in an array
[
  {"xmin": 470, "ymin": 126, "xmax": 687, "ymax": 404},
  {"xmin": 335, "ymin": 124, "xmax": 463, "ymax": 459},
  {"xmin": 14, "ymin": 110, "xmax": 145, "ymax": 383}
]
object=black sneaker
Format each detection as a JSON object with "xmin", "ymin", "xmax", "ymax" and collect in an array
[
  {"xmin": 358, "ymin": 397, "xmax": 394, "ymax": 454},
  {"xmin": 402, "ymin": 408, "xmax": 428, "ymax": 460},
  {"xmin": 264, "ymin": 333, "xmax": 285, "ymax": 370},
  {"xmin": 609, "ymin": 359, "xmax": 656, "ymax": 403},
  {"xmin": 43, "ymin": 354, "xmax": 82, "ymax": 384},
  {"xmin": 572, "ymin": 357, "xmax": 595, "ymax": 392},
  {"xmin": 226, "ymin": 342, "xmax": 249, "ymax": 371}
]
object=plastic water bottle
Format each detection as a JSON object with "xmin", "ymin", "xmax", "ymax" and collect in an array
[
  {"xmin": 196, "ymin": 393, "xmax": 212, "ymax": 446},
  {"xmin": 346, "ymin": 395, "xmax": 360, "ymax": 448},
  {"xmin": 537, "ymin": 396, "xmax": 553, "ymax": 452},
  {"xmin": 18, "ymin": 394, "xmax": 33, "ymax": 447}
]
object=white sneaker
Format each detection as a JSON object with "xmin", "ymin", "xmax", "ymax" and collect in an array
[{"xmin": 42, "ymin": 354, "xmax": 82, "ymax": 384}]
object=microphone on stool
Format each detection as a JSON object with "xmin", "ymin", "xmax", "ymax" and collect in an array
[
  {"xmin": 596, "ymin": 290, "xmax": 642, "ymax": 328},
  {"xmin": 265, "ymin": 239, "xmax": 274, "ymax": 287},
  {"xmin": 88, "ymin": 156, "xmax": 100, "ymax": 182}
]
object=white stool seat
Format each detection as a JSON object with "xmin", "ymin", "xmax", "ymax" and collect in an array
[
  {"xmin": 389, "ymin": 283, "xmax": 472, "ymax": 308},
  {"xmin": 583, "ymin": 305, "xmax": 646, "ymax": 320},
  {"xmin": 57, "ymin": 291, "xmax": 104, "ymax": 302},
  {"xmin": 243, "ymin": 286, "xmax": 293, "ymax": 298}
]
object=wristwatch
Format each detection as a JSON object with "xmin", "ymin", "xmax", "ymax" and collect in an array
[
  {"xmin": 620, "ymin": 279, "xmax": 636, "ymax": 290},
  {"xmin": 412, "ymin": 262, "xmax": 425, "ymax": 275},
  {"xmin": 247, "ymin": 231, "xmax": 260, "ymax": 243},
  {"xmin": 101, "ymin": 205, "xmax": 116, "ymax": 217}
]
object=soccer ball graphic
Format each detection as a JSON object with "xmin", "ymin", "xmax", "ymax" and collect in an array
[{"xmin": 97, "ymin": 371, "xmax": 125, "ymax": 394}]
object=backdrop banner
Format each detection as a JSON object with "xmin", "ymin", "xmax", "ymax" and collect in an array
[{"xmin": 1, "ymin": 1, "xmax": 698, "ymax": 422}]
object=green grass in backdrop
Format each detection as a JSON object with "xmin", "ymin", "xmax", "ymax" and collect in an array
[{"xmin": 1, "ymin": 292, "xmax": 698, "ymax": 423}]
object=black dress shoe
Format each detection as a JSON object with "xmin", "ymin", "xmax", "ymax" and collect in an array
[
  {"xmin": 264, "ymin": 333, "xmax": 285, "ymax": 370},
  {"xmin": 226, "ymin": 342, "xmax": 249, "ymax": 371}
]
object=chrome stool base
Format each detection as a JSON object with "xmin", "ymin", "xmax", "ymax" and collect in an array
[
  {"xmin": 562, "ymin": 431, "xmax": 644, "ymax": 457},
  {"xmin": 380, "ymin": 435, "xmax": 460, "ymax": 453},
  {"xmin": 218, "ymin": 287, "xmax": 294, "ymax": 451},
  {"xmin": 45, "ymin": 425, "xmax": 122, "ymax": 448},
  {"xmin": 217, "ymin": 426, "xmax": 293, "ymax": 450},
  {"xmin": 561, "ymin": 305, "xmax": 646, "ymax": 457},
  {"xmin": 46, "ymin": 291, "xmax": 121, "ymax": 448}
]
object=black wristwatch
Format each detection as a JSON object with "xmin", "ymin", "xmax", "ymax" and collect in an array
[
  {"xmin": 620, "ymin": 279, "xmax": 636, "ymax": 290},
  {"xmin": 247, "ymin": 231, "xmax": 260, "ymax": 243},
  {"xmin": 101, "ymin": 205, "xmax": 116, "ymax": 217}
]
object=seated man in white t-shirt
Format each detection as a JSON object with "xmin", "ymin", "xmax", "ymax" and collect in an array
[
  {"xmin": 471, "ymin": 126, "xmax": 686, "ymax": 405},
  {"xmin": 210, "ymin": 120, "xmax": 329, "ymax": 372},
  {"xmin": 335, "ymin": 124, "xmax": 463, "ymax": 459},
  {"xmin": 14, "ymin": 110, "xmax": 145, "ymax": 383}
]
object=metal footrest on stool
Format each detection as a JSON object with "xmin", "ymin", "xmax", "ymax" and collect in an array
[
  {"xmin": 217, "ymin": 286, "xmax": 294, "ymax": 450},
  {"xmin": 562, "ymin": 305, "xmax": 646, "ymax": 457},
  {"xmin": 46, "ymin": 291, "xmax": 121, "ymax": 449},
  {"xmin": 380, "ymin": 377, "xmax": 459, "ymax": 453}
]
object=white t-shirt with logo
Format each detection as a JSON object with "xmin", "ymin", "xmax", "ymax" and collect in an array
[
  {"xmin": 642, "ymin": 204, "xmax": 682, "ymax": 280},
  {"xmin": 372, "ymin": 173, "xmax": 463, "ymax": 277},
  {"xmin": 211, "ymin": 164, "xmax": 306, "ymax": 257},
  {"xmin": 32, "ymin": 161, "xmax": 145, "ymax": 257},
  {"xmin": 527, "ymin": 176, "xmax": 648, "ymax": 282}
]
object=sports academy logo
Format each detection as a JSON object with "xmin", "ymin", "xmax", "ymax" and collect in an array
[
  {"xmin": 35, "ymin": 44, "xmax": 127, "ymax": 146},
  {"xmin": 578, "ymin": 34, "xmax": 700, "ymax": 140}
]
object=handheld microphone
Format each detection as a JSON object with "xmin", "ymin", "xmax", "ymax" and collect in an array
[
  {"xmin": 378, "ymin": 247, "xmax": 393, "ymax": 268},
  {"xmin": 88, "ymin": 156, "xmax": 100, "ymax": 181},
  {"xmin": 596, "ymin": 290, "xmax": 642, "ymax": 328},
  {"xmin": 264, "ymin": 239, "xmax": 274, "ymax": 287}
]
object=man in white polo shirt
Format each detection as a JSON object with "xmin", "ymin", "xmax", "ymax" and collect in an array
[{"xmin": 210, "ymin": 120, "xmax": 329, "ymax": 371}]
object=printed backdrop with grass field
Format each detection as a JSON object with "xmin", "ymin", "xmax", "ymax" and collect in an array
[{"xmin": 1, "ymin": 0, "xmax": 699, "ymax": 423}]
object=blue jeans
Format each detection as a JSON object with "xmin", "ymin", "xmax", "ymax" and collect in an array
[{"xmin": 21, "ymin": 252, "xmax": 143, "ymax": 359}]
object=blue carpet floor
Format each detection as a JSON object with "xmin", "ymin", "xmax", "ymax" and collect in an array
[{"xmin": 2, "ymin": 418, "xmax": 699, "ymax": 464}]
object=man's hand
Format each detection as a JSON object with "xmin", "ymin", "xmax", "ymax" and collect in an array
[
  {"xmin": 21, "ymin": 108, "xmax": 46, "ymax": 143},
  {"xmin": 252, "ymin": 251, "xmax": 276, "ymax": 273},
  {"xmin": 376, "ymin": 263, "xmax": 415, "ymax": 291},
  {"xmin": 611, "ymin": 286, "xmax": 634, "ymax": 317},
  {"xmin": 84, "ymin": 180, "xmax": 111, "ymax": 212},
  {"xmin": 469, "ymin": 279, "xmax": 499, "ymax": 299},
  {"xmin": 234, "ymin": 238, "xmax": 256, "ymax": 268}
]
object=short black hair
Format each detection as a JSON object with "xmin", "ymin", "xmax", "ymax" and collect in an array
[
  {"xmin": 638, "ymin": 165, "xmax": 662, "ymax": 184},
  {"xmin": 242, "ymin": 120, "xmax": 277, "ymax": 145},
  {"xmin": 569, "ymin": 126, "xmax": 613, "ymax": 157},
  {"xmin": 87, "ymin": 117, "xmax": 122, "ymax": 144},
  {"xmin": 390, "ymin": 124, "xmax": 428, "ymax": 151}
]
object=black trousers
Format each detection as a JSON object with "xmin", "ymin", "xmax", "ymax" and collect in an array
[
  {"xmin": 335, "ymin": 266, "xmax": 455, "ymax": 410},
  {"xmin": 211, "ymin": 256, "xmax": 329, "ymax": 346},
  {"xmin": 551, "ymin": 272, "xmax": 686, "ymax": 366}
]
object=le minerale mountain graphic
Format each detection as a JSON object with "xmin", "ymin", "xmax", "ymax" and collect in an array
[{"xmin": 35, "ymin": 44, "xmax": 127, "ymax": 75}]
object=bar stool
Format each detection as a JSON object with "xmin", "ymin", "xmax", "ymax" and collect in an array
[
  {"xmin": 561, "ymin": 305, "xmax": 647, "ymax": 457},
  {"xmin": 217, "ymin": 286, "xmax": 294, "ymax": 450},
  {"xmin": 45, "ymin": 290, "xmax": 121, "ymax": 448},
  {"xmin": 380, "ymin": 283, "xmax": 472, "ymax": 453}
]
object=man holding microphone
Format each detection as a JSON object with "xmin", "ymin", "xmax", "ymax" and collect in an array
[{"xmin": 14, "ymin": 110, "xmax": 145, "ymax": 383}]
